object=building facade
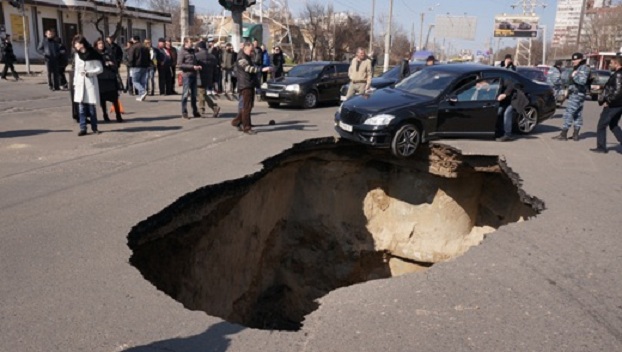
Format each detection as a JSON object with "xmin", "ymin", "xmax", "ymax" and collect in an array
[
  {"xmin": 552, "ymin": 0, "xmax": 611, "ymax": 48},
  {"xmin": 0, "ymin": 0, "xmax": 171, "ymax": 61}
]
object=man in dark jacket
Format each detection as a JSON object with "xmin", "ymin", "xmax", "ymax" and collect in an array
[
  {"xmin": 195, "ymin": 41, "xmax": 220, "ymax": 117},
  {"xmin": 1, "ymin": 34, "xmax": 19, "ymax": 81},
  {"xmin": 127, "ymin": 35, "xmax": 151, "ymax": 101},
  {"xmin": 230, "ymin": 41, "xmax": 273, "ymax": 134},
  {"xmin": 105, "ymin": 36, "xmax": 124, "ymax": 67},
  {"xmin": 165, "ymin": 38, "xmax": 178, "ymax": 94},
  {"xmin": 271, "ymin": 45, "xmax": 284, "ymax": 78},
  {"xmin": 177, "ymin": 37, "xmax": 202, "ymax": 119},
  {"xmin": 499, "ymin": 54, "xmax": 517, "ymax": 71},
  {"xmin": 157, "ymin": 38, "xmax": 173, "ymax": 95},
  {"xmin": 37, "ymin": 29, "xmax": 61, "ymax": 90},
  {"xmin": 591, "ymin": 56, "xmax": 622, "ymax": 153},
  {"xmin": 221, "ymin": 43, "xmax": 236, "ymax": 94}
]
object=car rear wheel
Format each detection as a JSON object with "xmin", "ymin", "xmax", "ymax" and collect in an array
[
  {"xmin": 391, "ymin": 123, "xmax": 421, "ymax": 158},
  {"xmin": 268, "ymin": 102, "xmax": 280, "ymax": 108},
  {"xmin": 302, "ymin": 91, "xmax": 318, "ymax": 109},
  {"xmin": 517, "ymin": 106, "xmax": 538, "ymax": 134}
]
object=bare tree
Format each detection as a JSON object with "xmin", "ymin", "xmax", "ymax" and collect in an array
[
  {"xmin": 149, "ymin": 0, "xmax": 205, "ymax": 40},
  {"xmin": 299, "ymin": 1, "xmax": 333, "ymax": 61},
  {"xmin": 582, "ymin": 4, "xmax": 622, "ymax": 52},
  {"xmin": 334, "ymin": 14, "xmax": 370, "ymax": 61}
]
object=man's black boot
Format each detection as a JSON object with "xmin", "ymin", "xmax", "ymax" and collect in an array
[{"xmin": 552, "ymin": 129, "xmax": 568, "ymax": 141}]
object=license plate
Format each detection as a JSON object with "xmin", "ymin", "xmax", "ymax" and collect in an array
[
  {"xmin": 339, "ymin": 121, "xmax": 353, "ymax": 132},
  {"xmin": 266, "ymin": 92, "xmax": 279, "ymax": 98},
  {"xmin": 591, "ymin": 85, "xmax": 600, "ymax": 90}
]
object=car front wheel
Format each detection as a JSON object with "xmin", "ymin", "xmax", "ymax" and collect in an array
[
  {"xmin": 302, "ymin": 91, "xmax": 318, "ymax": 109},
  {"xmin": 517, "ymin": 106, "xmax": 538, "ymax": 134},
  {"xmin": 391, "ymin": 123, "xmax": 421, "ymax": 158}
]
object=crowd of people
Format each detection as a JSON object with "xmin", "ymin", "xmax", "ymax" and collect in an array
[{"xmin": 2, "ymin": 29, "xmax": 621, "ymax": 147}]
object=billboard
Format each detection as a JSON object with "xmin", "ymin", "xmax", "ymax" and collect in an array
[
  {"xmin": 493, "ymin": 15, "xmax": 539, "ymax": 38},
  {"xmin": 434, "ymin": 15, "xmax": 477, "ymax": 41}
]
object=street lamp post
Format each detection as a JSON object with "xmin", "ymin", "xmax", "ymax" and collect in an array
[
  {"xmin": 383, "ymin": 0, "xmax": 393, "ymax": 73},
  {"xmin": 418, "ymin": 3, "xmax": 440, "ymax": 51}
]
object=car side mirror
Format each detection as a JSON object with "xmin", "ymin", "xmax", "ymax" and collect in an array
[{"xmin": 447, "ymin": 95, "xmax": 458, "ymax": 104}]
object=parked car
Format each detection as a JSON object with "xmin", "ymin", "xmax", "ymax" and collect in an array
[
  {"xmin": 516, "ymin": 66, "xmax": 547, "ymax": 83},
  {"xmin": 261, "ymin": 61, "xmax": 349, "ymax": 108},
  {"xmin": 498, "ymin": 22, "xmax": 514, "ymax": 30},
  {"xmin": 340, "ymin": 62, "xmax": 426, "ymax": 101},
  {"xmin": 589, "ymin": 69, "xmax": 612, "ymax": 101},
  {"xmin": 334, "ymin": 64, "xmax": 557, "ymax": 157}
]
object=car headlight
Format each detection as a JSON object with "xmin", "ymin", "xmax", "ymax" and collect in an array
[
  {"xmin": 364, "ymin": 114, "xmax": 396, "ymax": 126},
  {"xmin": 261, "ymin": 82, "xmax": 268, "ymax": 89},
  {"xmin": 285, "ymin": 84, "xmax": 300, "ymax": 92}
]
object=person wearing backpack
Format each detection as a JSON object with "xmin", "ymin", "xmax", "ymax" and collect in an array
[
  {"xmin": 1, "ymin": 34, "xmax": 19, "ymax": 81},
  {"xmin": 552, "ymin": 52, "xmax": 591, "ymax": 141}
]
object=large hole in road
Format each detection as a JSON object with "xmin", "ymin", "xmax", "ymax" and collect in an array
[{"xmin": 128, "ymin": 138, "xmax": 544, "ymax": 331}]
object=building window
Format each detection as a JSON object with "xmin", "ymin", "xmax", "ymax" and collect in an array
[{"xmin": 132, "ymin": 28, "xmax": 147, "ymax": 41}]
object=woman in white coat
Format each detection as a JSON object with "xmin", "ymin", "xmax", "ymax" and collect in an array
[{"xmin": 73, "ymin": 35, "xmax": 103, "ymax": 136}]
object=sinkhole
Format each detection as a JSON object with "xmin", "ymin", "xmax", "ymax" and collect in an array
[{"xmin": 128, "ymin": 138, "xmax": 544, "ymax": 331}]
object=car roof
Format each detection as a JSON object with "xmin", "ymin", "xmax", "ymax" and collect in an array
[
  {"xmin": 300, "ymin": 61, "xmax": 347, "ymax": 66},
  {"xmin": 594, "ymin": 70, "xmax": 611, "ymax": 74},
  {"xmin": 425, "ymin": 63, "xmax": 505, "ymax": 74},
  {"xmin": 516, "ymin": 66, "xmax": 542, "ymax": 71}
]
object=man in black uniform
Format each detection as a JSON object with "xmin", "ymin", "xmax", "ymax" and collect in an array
[
  {"xmin": 1, "ymin": 34, "xmax": 19, "ymax": 81},
  {"xmin": 591, "ymin": 56, "xmax": 622, "ymax": 153}
]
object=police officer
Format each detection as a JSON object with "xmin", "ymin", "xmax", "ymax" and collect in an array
[
  {"xmin": 590, "ymin": 55, "xmax": 622, "ymax": 153},
  {"xmin": 547, "ymin": 60, "xmax": 563, "ymax": 100},
  {"xmin": 553, "ymin": 52, "xmax": 591, "ymax": 141}
]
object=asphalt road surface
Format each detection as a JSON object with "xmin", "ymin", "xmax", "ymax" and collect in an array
[{"xmin": 1, "ymin": 75, "xmax": 621, "ymax": 352}]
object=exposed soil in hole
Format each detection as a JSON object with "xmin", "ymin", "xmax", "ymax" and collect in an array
[{"xmin": 128, "ymin": 138, "xmax": 544, "ymax": 331}]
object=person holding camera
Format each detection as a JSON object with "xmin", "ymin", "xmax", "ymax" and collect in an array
[
  {"xmin": 591, "ymin": 56, "xmax": 622, "ymax": 154},
  {"xmin": 1, "ymin": 34, "xmax": 19, "ymax": 81}
]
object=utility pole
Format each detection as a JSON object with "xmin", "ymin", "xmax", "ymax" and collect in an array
[
  {"xmin": 180, "ymin": 0, "xmax": 189, "ymax": 41},
  {"xmin": 419, "ymin": 12, "xmax": 424, "ymax": 51},
  {"xmin": 383, "ymin": 0, "xmax": 393, "ymax": 72},
  {"xmin": 541, "ymin": 25, "xmax": 546, "ymax": 64},
  {"xmin": 576, "ymin": 0, "xmax": 588, "ymax": 51},
  {"xmin": 411, "ymin": 22, "xmax": 415, "ymax": 53},
  {"xmin": 369, "ymin": 0, "xmax": 375, "ymax": 53}
]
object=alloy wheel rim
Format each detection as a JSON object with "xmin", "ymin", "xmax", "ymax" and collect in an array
[
  {"xmin": 518, "ymin": 107, "xmax": 537, "ymax": 133},
  {"xmin": 396, "ymin": 127, "xmax": 419, "ymax": 156}
]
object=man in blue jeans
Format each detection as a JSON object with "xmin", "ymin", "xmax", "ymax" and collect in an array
[
  {"xmin": 177, "ymin": 37, "xmax": 202, "ymax": 119},
  {"xmin": 127, "ymin": 36, "xmax": 151, "ymax": 101},
  {"xmin": 496, "ymin": 78, "xmax": 516, "ymax": 142}
]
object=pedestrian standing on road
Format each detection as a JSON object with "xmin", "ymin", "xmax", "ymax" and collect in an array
[
  {"xmin": 195, "ymin": 41, "xmax": 221, "ymax": 118},
  {"xmin": 271, "ymin": 45, "xmax": 284, "ymax": 79},
  {"xmin": 345, "ymin": 47, "xmax": 372, "ymax": 100},
  {"xmin": 499, "ymin": 54, "xmax": 517, "ymax": 71},
  {"xmin": 127, "ymin": 35, "xmax": 151, "ymax": 101},
  {"xmin": 590, "ymin": 55, "xmax": 622, "ymax": 153},
  {"xmin": 253, "ymin": 40, "xmax": 263, "ymax": 99},
  {"xmin": 72, "ymin": 35, "xmax": 103, "ymax": 136},
  {"xmin": 56, "ymin": 39, "xmax": 69, "ymax": 90},
  {"xmin": 547, "ymin": 60, "xmax": 563, "ymax": 99},
  {"xmin": 221, "ymin": 42, "xmax": 236, "ymax": 94},
  {"xmin": 230, "ymin": 41, "xmax": 273, "ymax": 134},
  {"xmin": 553, "ymin": 52, "xmax": 591, "ymax": 141},
  {"xmin": 495, "ymin": 77, "xmax": 516, "ymax": 142},
  {"xmin": 123, "ymin": 42, "xmax": 134, "ymax": 95},
  {"xmin": 261, "ymin": 44, "xmax": 271, "ymax": 83},
  {"xmin": 156, "ymin": 38, "xmax": 173, "ymax": 95},
  {"xmin": 1, "ymin": 34, "xmax": 19, "ymax": 81},
  {"xmin": 165, "ymin": 38, "xmax": 179, "ymax": 94},
  {"xmin": 144, "ymin": 39, "xmax": 158, "ymax": 96},
  {"xmin": 177, "ymin": 37, "xmax": 202, "ymax": 120},
  {"xmin": 37, "ymin": 29, "xmax": 62, "ymax": 91},
  {"xmin": 94, "ymin": 38, "xmax": 123, "ymax": 123}
]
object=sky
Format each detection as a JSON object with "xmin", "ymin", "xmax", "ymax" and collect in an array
[{"xmin": 193, "ymin": 0, "xmax": 559, "ymax": 53}]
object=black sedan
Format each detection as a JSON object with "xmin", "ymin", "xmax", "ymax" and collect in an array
[
  {"xmin": 261, "ymin": 61, "xmax": 349, "ymax": 109},
  {"xmin": 340, "ymin": 62, "xmax": 426, "ymax": 101},
  {"xmin": 334, "ymin": 64, "xmax": 556, "ymax": 157}
]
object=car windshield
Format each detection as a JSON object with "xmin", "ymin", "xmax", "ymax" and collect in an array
[
  {"xmin": 395, "ymin": 69, "xmax": 459, "ymax": 98},
  {"xmin": 287, "ymin": 65, "xmax": 324, "ymax": 78}
]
